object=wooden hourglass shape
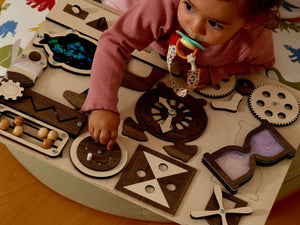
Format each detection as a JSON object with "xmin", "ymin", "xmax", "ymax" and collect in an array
[{"xmin": 202, "ymin": 120, "xmax": 297, "ymax": 194}]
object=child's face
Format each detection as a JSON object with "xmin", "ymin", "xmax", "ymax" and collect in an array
[{"xmin": 177, "ymin": 0, "xmax": 247, "ymax": 45}]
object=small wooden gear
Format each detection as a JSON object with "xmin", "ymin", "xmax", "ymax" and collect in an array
[
  {"xmin": 196, "ymin": 75, "xmax": 237, "ymax": 98},
  {"xmin": 0, "ymin": 80, "xmax": 24, "ymax": 100},
  {"xmin": 122, "ymin": 82, "xmax": 207, "ymax": 162},
  {"xmin": 70, "ymin": 133, "xmax": 127, "ymax": 178},
  {"xmin": 235, "ymin": 78, "xmax": 255, "ymax": 96}
]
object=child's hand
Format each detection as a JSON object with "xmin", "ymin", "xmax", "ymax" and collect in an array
[{"xmin": 88, "ymin": 110, "xmax": 120, "ymax": 150}]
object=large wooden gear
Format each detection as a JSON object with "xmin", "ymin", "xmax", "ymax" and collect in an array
[
  {"xmin": 122, "ymin": 82, "xmax": 207, "ymax": 162},
  {"xmin": 248, "ymin": 84, "xmax": 300, "ymax": 126}
]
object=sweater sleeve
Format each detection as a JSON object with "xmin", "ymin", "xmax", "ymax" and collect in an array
[
  {"xmin": 206, "ymin": 29, "xmax": 275, "ymax": 86},
  {"xmin": 81, "ymin": 0, "xmax": 179, "ymax": 113}
]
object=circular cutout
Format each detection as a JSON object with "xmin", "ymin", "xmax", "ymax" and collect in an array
[
  {"xmin": 29, "ymin": 51, "xmax": 42, "ymax": 61},
  {"xmin": 145, "ymin": 185, "xmax": 155, "ymax": 194},
  {"xmin": 158, "ymin": 163, "xmax": 168, "ymax": 171},
  {"xmin": 136, "ymin": 169, "xmax": 146, "ymax": 177},
  {"xmin": 166, "ymin": 183, "xmax": 176, "ymax": 191}
]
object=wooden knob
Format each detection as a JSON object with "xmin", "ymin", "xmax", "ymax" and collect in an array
[
  {"xmin": 42, "ymin": 138, "xmax": 53, "ymax": 149},
  {"xmin": 13, "ymin": 125, "xmax": 23, "ymax": 136},
  {"xmin": 0, "ymin": 118, "xmax": 10, "ymax": 130},
  {"xmin": 47, "ymin": 130, "xmax": 58, "ymax": 141},
  {"xmin": 13, "ymin": 116, "xmax": 24, "ymax": 126},
  {"xmin": 37, "ymin": 127, "xmax": 49, "ymax": 139}
]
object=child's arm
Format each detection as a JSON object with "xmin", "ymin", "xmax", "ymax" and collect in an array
[{"xmin": 81, "ymin": 0, "xmax": 179, "ymax": 149}]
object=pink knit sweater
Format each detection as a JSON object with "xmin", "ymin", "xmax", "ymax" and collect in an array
[{"xmin": 81, "ymin": 0, "xmax": 275, "ymax": 113}]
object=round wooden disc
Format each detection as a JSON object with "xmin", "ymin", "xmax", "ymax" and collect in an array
[
  {"xmin": 70, "ymin": 133, "xmax": 127, "ymax": 178},
  {"xmin": 77, "ymin": 136, "xmax": 121, "ymax": 171},
  {"xmin": 29, "ymin": 51, "xmax": 42, "ymax": 61}
]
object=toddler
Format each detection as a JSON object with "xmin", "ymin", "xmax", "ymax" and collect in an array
[{"xmin": 81, "ymin": 0, "xmax": 282, "ymax": 150}]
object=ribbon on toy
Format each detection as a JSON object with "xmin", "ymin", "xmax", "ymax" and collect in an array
[{"xmin": 167, "ymin": 31, "xmax": 204, "ymax": 97}]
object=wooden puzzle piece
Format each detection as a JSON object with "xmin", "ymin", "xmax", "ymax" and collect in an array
[
  {"xmin": 191, "ymin": 185, "xmax": 253, "ymax": 225},
  {"xmin": 202, "ymin": 120, "xmax": 297, "ymax": 194},
  {"xmin": 211, "ymin": 93, "xmax": 243, "ymax": 113},
  {"xmin": 115, "ymin": 144, "xmax": 196, "ymax": 215},
  {"xmin": 86, "ymin": 17, "xmax": 108, "ymax": 32},
  {"xmin": 63, "ymin": 90, "xmax": 87, "ymax": 110}
]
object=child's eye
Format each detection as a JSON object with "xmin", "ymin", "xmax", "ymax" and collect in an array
[
  {"xmin": 184, "ymin": 1, "xmax": 194, "ymax": 12},
  {"xmin": 208, "ymin": 20, "xmax": 223, "ymax": 29}
]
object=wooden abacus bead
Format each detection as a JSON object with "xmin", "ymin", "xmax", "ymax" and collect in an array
[
  {"xmin": 13, "ymin": 125, "xmax": 23, "ymax": 137},
  {"xmin": 42, "ymin": 138, "xmax": 53, "ymax": 149},
  {"xmin": 13, "ymin": 116, "xmax": 24, "ymax": 126},
  {"xmin": 38, "ymin": 127, "xmax": 49, "ymax": 139},
  {"xmin": 47, "ymin": 130, "xmax": 58, "ymax": 141},
  {"xmin": 0, "ymin": 118, "xmax": 10, "ymax": 130}
]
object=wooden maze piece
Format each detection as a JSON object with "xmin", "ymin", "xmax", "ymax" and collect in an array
[
  {"xmin": 115, "ymin": 144, "xmax": 196, "ymax": 215},
  {"xmin": 0, "ymin": 87, "xmax": 87, "ymax": 137},
  {"xmin": 122, "ymin": 82, "xmax": 207, "ymax": 162},
  {"xmin": 202, "ymin": 120, "xmax": 297, "ymax": 194},
  {"xmin": 77, "ymin": 136, "xmax": 121, "ymax": 171},
  {"xmin": 70, "ymin": 133, "xmax": 128, "ymax": 178}
]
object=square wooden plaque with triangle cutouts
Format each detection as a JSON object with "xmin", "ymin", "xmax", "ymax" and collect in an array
[{"xmin": 115, "ymin": 144, "xmax": 197, "ymax": 215}]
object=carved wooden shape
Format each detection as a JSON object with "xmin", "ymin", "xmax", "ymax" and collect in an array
[
  {"xmin": 191, "ymin": 185, "xmax": 252, "ymax": 225},
  {"xmin": 0, "ymin": 87, "xmax": 87, "ymax": 137},
  {"xmin": 115, "ymin": 144, "xmax": 196, "ymax": 215},
  {"xmin": 63, "ymin": 90, "xmax": 87, "ymax": 110},
  {"xmin": 202, "ymin": 120, "xmax": 297, "ymax": 194},
  {"xmin": 211, "ymin": 93, "xmax": 243, "ymax": 113},
  {"xmin": 121, "ymin": 66, "xmax": 166, "ymax": 91},
  {"xmin": 122, "ymin": 82, "xmax": 207, "ymax": 162}
]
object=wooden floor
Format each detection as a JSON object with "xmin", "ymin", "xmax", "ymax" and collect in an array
[{"xmin": 0, "ymin": 142, "xmax": 298, "ymax": 225}]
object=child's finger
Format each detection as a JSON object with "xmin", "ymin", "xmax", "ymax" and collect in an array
[
  {"xmin": 99, "ymin": 129, "xmax": 110, "ymax": 145},
  {"xmin": 107, "ymin": 130, "xmax": 118, "ymax": 150}
]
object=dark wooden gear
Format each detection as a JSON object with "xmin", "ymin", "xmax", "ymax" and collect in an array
[
  {"xmin": 235, "ymin": 78, "xmax": 255, "ymax": 96},
  {"xmin": 77, "ymin": 136, "xmax": 121, "ymax": 171}
]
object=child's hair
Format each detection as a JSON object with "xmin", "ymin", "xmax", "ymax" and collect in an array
[{"xmin": 228, "ymin": 0, "xmax": 283, "ymax": 29}]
